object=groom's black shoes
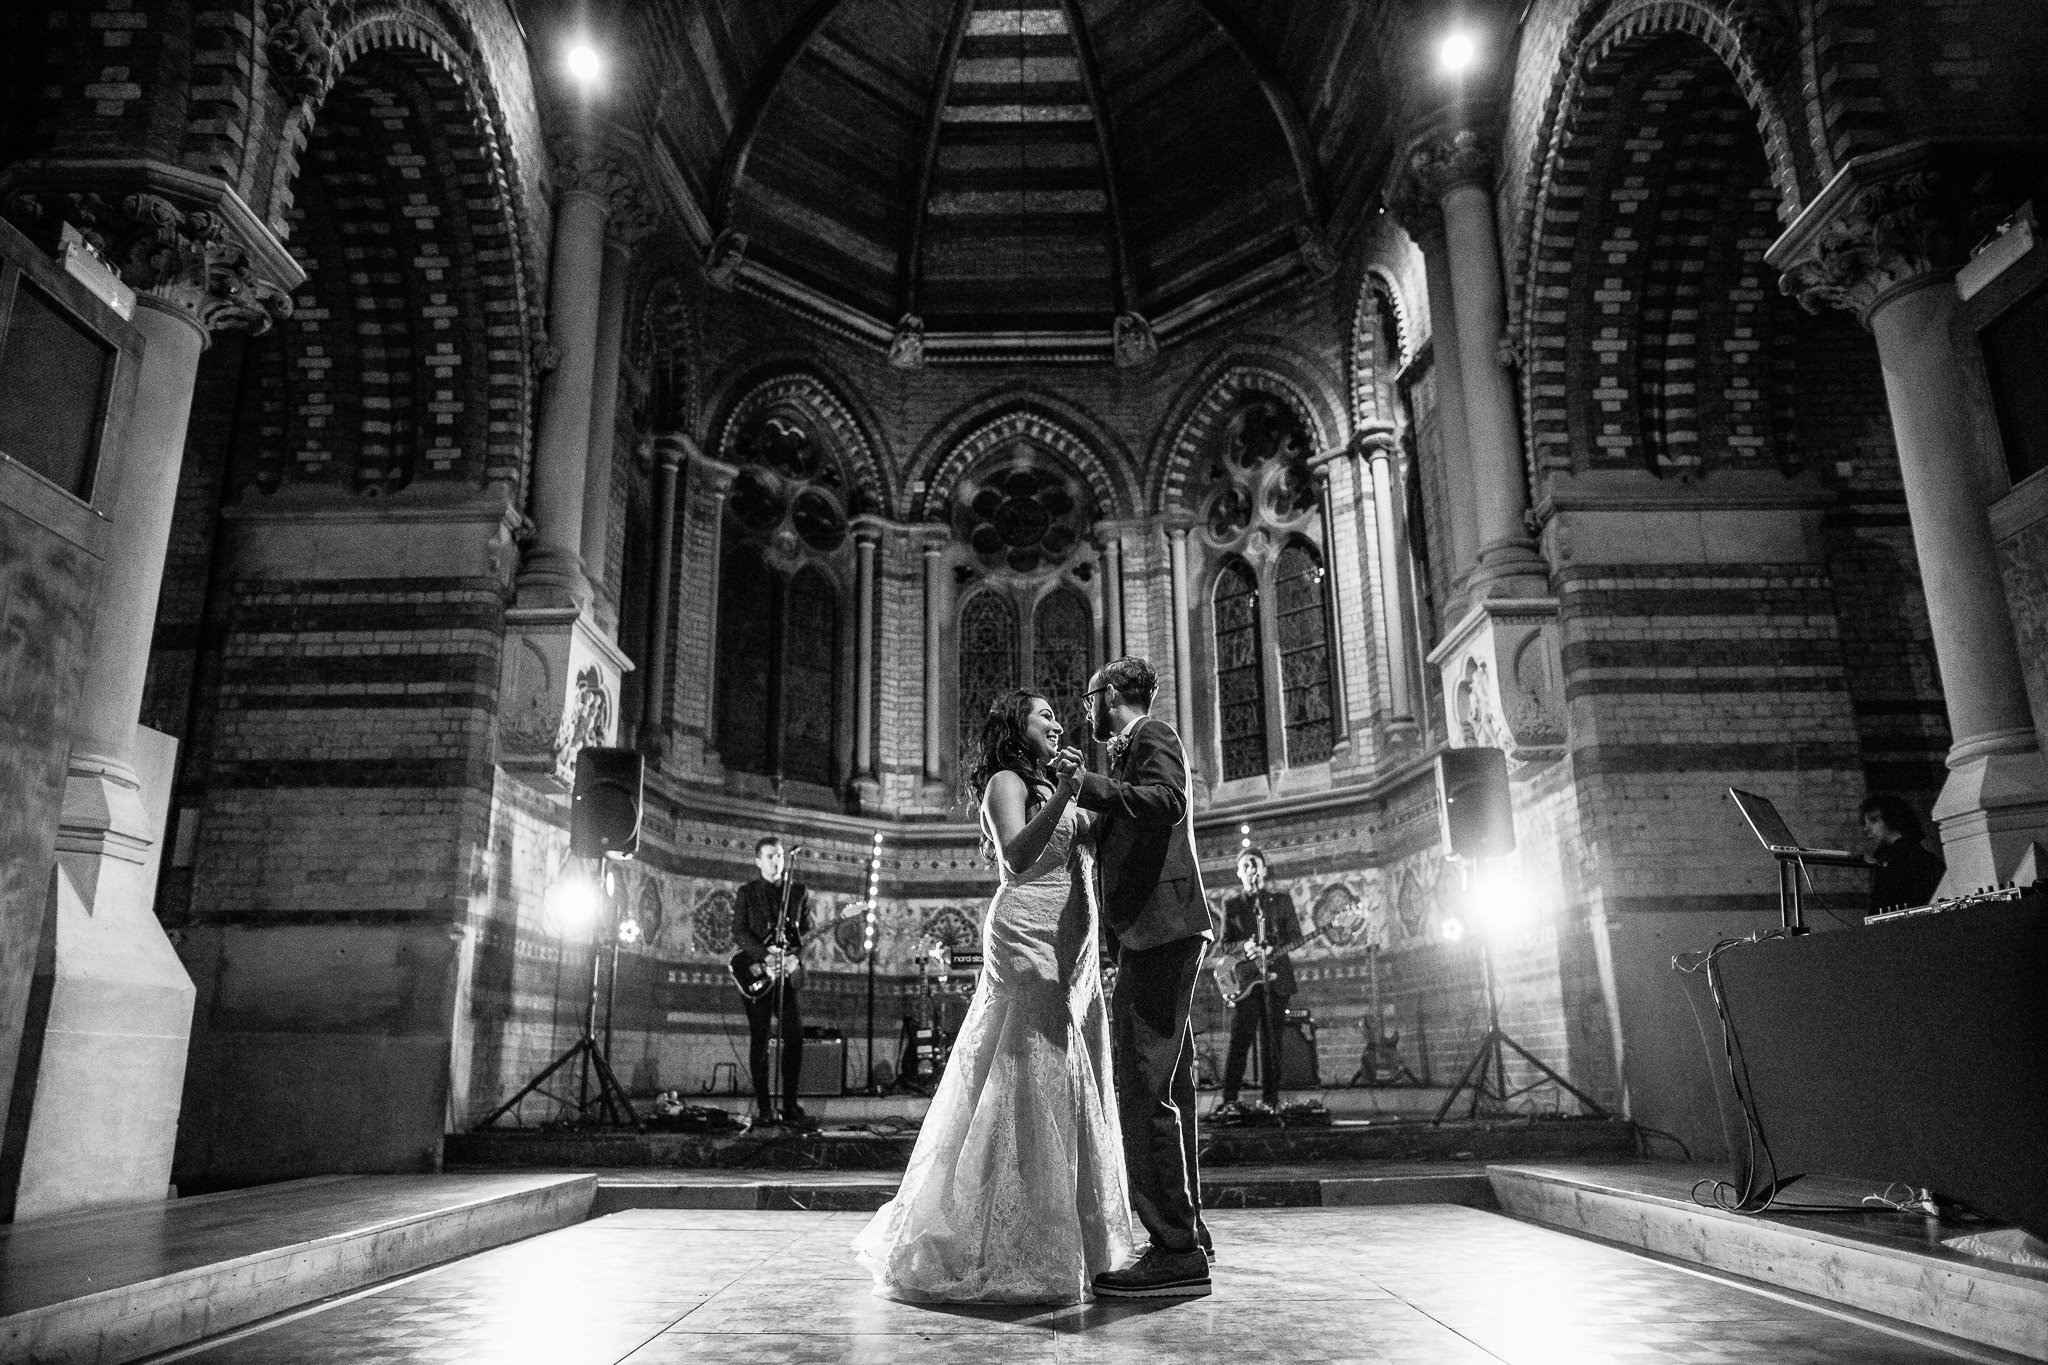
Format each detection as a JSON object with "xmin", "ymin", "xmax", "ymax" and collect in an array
[{"xmin": 1092, "ymin": 1247, "xmax": 1211, "ymax": 1298}]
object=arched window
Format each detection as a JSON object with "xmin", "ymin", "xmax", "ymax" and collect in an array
[
  {"xmin": 1213, "ymin": 558, "xmax": 1266, "ymax": 781},
  {"xmin": 958, "ymin": 591, "xmax": 1021, "ymax": 767},
  {"xmin": 1275, "ymin": 540, "xmax": 1334, "ymax": 765},
  {"xmin": 1033, "ymin": 588, "xmax": 1092, "ymax": 745},
  {"xmin": 781, "ymin": 567, "xmax": 837, "ymax": 785},
  {"xmin": 715, "ymin": 542, "xmax": 776, "ymax": 777},
  {"xmin": 711, "ymin": 407, "xmax": 852, "ymax": 789}
]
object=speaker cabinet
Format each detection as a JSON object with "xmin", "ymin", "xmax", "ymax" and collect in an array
[
  {"xmin": 1435, "ymin": 746, "xmax": 1514, "ymax": 859},
  {"xmin": 1279, "ymin": 1015, "xmax": 1320, "ymax": 1088},
  {"xmin": 571, "ymin": 746, "xmax": 643, "ymax": 858}
]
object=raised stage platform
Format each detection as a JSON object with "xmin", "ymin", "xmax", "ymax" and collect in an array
[{"xmin": 7, "ymin": 1157, "xmax": 2041, "ymax": 1363}]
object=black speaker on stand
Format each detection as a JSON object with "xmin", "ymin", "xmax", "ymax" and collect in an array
[
  {"xmin": 1429, "ymin": 746, "xmax": 1608, "ymax": 1124},
  {"xmin": 478, "ymin": 747, "xmax": 646, "ymax": 1131}
]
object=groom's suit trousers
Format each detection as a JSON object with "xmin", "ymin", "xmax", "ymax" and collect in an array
[{"xmin": 1111, "ymin": 932, "xmax": 1207, "ymax": 1254}]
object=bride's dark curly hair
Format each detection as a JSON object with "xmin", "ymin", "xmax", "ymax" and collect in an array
[{"xmin": 967, "ymin": 689, "xmax": 1054, "ymax": 806}]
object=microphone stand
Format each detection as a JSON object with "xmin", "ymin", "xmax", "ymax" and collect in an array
[{"xmin": 769, "ymin": 850, "xmax": 802, "ymax": 1111}]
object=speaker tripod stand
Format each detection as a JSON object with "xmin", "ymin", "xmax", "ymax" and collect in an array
[
  {"xmin": 477, "ymin": 860, "xmax": 640, "ymax": 1131},
  {"xmin": 1434, "ymin": 927, "xmax": 1606, "ymax": 1124}
]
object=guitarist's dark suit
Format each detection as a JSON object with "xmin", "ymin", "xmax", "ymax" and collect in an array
[
  {"xmin": 1075, "ymin": 714, "xmax": 1214, "ymax": 1257},
  {"xmin": 1221, "ymin": 886, "xmax": 1302, "ymax": 1107},
  {"xmin": 734, "ymin": 876, "xmax": 810, "ymax": 1119}
]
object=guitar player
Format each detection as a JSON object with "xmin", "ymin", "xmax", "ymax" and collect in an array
[
  {"xmin": 1216, "ymin": 847, "xmax": 1303, "ymax": 1121},
  {"xmin": 734, "ymin": 835, "xmax": 815, "ymax": 1129}
]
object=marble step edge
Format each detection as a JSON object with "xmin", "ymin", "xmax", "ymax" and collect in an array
[
  {"xmin": 1487, "ymin": 1165, "xmax": 2048, "ymax": 1363},
  {"xmin": 2, "ymin": 1174, "xmax": 597, "ymax": 1365},
  {"xmin": 591, "ymin": 1171, "xmax": 1498, "ymax": 1214}
]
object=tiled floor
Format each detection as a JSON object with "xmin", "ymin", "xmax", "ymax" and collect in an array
[{"xmin": 157, "ymin": 1206, "xmax": 1989, "ymax": 1364}]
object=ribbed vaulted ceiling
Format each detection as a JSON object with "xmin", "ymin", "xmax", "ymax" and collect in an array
[{"xmin": 610, "ymin": 0, "xmax": 1451, "ymax": 352}]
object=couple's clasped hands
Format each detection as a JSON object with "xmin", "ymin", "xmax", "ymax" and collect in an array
[{"xmin": 1049, "ymin": 746, "xmax": 1086, "ymax": 789}]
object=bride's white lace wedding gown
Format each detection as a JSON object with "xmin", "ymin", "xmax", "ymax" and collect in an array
[{"xmin": 852, "ymin": 803, "xmax": 1134, "ymax": 1303}]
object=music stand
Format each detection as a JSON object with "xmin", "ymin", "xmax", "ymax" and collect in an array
[{"xmin": 1728, "ymin": 789, "xmax": 1865, "ymax": 935}]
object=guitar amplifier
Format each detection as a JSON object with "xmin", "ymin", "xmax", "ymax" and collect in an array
[
  {"xmin": 767, "ymin": 1036, "xmax": 845, "ymax": 1096},
  {"xmin": 1279, "ymin": 1010, "xmax": 1319, "ymax": 1088}
]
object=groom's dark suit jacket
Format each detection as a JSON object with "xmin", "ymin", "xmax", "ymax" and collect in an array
[{"xmin": 1076, "ymin": 716, "xmax": 1213, "ymax": 953}]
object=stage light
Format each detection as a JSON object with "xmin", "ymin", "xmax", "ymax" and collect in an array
[
  {"xmin": 1441, "ymin": 915, "xmax": 1467, "ymax": 944},
  {"xmin": 1466, "ymin": 864, "xmax": 1535, "ymax": 928},
  {"xmin": 565, "ymin": 42, "xmax": 602, "ymax": 87},
  {"xmin": 616, "ymin": 915, "xmax": 642, "ymax": 945},
  {"xmin": 1440, "ymin": 31, "xmax": 1477, "ymax": 75},
  {"xmin": 545, "ymin": 866, "xmax": 604, "ymax": 928}
]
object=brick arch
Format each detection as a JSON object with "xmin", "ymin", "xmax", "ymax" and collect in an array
[
  {"xmin": 240, "ymin": 45, "xmax": 523, "ymax": 496},
  {"xmin": 1349, "ymin": 270, "xmax": 1411, "ymax": 432},
  {"xmin": 1518, "ymin": 20, "xmax": 1798, "ymax": 479},
  {"xmin": 1511, "ymin": 0, "xmax": 1803, "ymax": 332},
  {"xmin": 714, "ymin": 372, "xmax": 890, "ymax": 518},
  {"xmin": 916, "ymin": 407, "xmax": 1134, "ymax": 526},
  {"xmin": 1151, "ymin": 361, "xmax": 1341, "ymax": 515},
  {"xmin": 264, "ymin": 6, "xmax": 538, "ymax": 478}
]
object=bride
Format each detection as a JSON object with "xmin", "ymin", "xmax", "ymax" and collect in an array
[{"xmin": 852, "ymin": 690, "xmax": 1134, "ymax": 1303}]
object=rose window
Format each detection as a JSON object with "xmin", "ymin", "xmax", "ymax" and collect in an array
[
  {"xmin": 727, "ymin": 416, "xmax": 847, "ymax": 552},
  {"xmin": 956, "ymin": 461, "xmax": 1088, "ymax": 575},
  {"xmin": 1200, "ymin": 396, "xmax": 1317, "ymax": 545}
]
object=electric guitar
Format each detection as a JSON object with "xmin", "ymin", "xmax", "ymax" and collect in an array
[
  {"xmin": 727, "ymin": 904, "xmax": 870, "ymax": 1000},
  {"xmin": 1213, "ymin": 923, "xmax": 1342, "ymax": 1006},
  {"xmin": 729, "ymin": 943, "xmax": 806, "ymax": 1000}
]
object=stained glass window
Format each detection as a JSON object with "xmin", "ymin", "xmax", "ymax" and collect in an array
[
  {"xmin": 1214, "ymin": 558, "xmax": 1266, "ymax": 781},
  {"xmin": 716, "ymin": 542, "xmax": 775, "ymax": 776},
  {"xmin": 781, "ymin": 567, "xmax": 837, "ymax": 785},
  {"xmin": 1033, "ymin": 588, "xmax": 1092, "ymax": 748},
  {"xmin": 958, "ymin": 591, "xmax": 1021, "ymax": 773},
  {"xmin": 1275, "ymin": 541, "xmax": 1334, "ymax": 766}
]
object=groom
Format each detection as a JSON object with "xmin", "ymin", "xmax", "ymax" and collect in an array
[{"xmin": 1056, "ymin": 656, "xmax": 1215, "ymax": 1298}]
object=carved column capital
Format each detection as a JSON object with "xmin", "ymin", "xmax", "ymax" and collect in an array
[
  {"xmin": 264, "ymin": 0, "xmax": 357, "ymax": 102},
  {"xmin": 889, "ymin": 314, "xmax": 926, "ymax": 369},
  {"xmin": 1113, "ymin": 311, "xmax": 1157, "ymax": 368},
  {"xmin": 9, "ymin": 190, "xmax": 293, "ymax": 338},
  {"xmin": 1767, "ymin": 142, "xmax": 2037, "ymax": 325},
  {"xmin": 1402, "ymin": 128, "xmax": 1494, "ymax": 202},
  {"xmin": 704, "ymin": 228, "xmax": 748, "ymax": 289},
  {"xmin": 549, "ymin": 135, "xmax": 660, "ymax": 242}
]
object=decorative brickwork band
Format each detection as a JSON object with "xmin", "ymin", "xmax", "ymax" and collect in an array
[{"xmin": 1775, "ymin": 169, "xmax": 2009, "ymax": 324}]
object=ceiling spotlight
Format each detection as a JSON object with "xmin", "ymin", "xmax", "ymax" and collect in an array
[
  {"xmin": 1440, "ymin": 31, "xmax": 1477, "ymax": 75},
  {"xmin": 566, "ymin": 42, "xmax": 602, "ymax": 87}
]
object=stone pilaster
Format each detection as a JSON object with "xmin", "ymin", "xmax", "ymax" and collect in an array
[
  {"xmin": 0, "ymin": 169, "xmax": 299, "ymax": 1220},
  {"xmin": 1770, "ymin": 141, "xmax": 2048, "ymax": 889},
  {"xmin": 1399, "ymin": 125, "xmax": 1546, "ymax": 599},
  {"xmin": 1385, "ymin": 169, "xmax": 1480, "ymax": 604},
  {"xmin": 852, "ymin": 518, "xmax": 883, "ymax": 788},
  {"xmin": 636, "ymin": 434, "xmax": 689, "ymax": 757}
]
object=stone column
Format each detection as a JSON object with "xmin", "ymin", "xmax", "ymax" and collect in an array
[
  {"xmin": 577, "ymin": 179, "xmax": 656, "ymax": 618},
  {"xmin": 923, "ymin": 538, "xmax": 950, "ymax": 783},
  {"xmin": 1099, "ymin": 532, "xmax": 1125, "ymax": 661},
  {"xmin": 1412, "ymin": 128, "xmax": 1545, "ymax": 596},
  {"xmin": 577, "ymin": 238, "xmax": 632, "ymax": 608},
  {"xmin": 1387, "ymin": 179, "xmax": 1480, "ymax": 596},
  {"xmin": 520, "ymin": 177, "xmax": 609, "ymax": 607},
  {"xmin": 853, "ymin": 521, "xmax": 881, "ymax": 784},
  {"xmin": 1168, "ymin": 523, "xmax": 1196, "ymax": 744},
  {"xmin": 1364, "ymin": 436, "xmax": 1418, "ymax": 727},
  {"xmin": 7, "ymin": 185, "xmax": 296, "ymax": 1219},
  {"xmin": 636, "ymin": 435, "xmax": 687, "ymax": 754},
  {"xmin": 1774, "ymin": 156, "xmax": 2048, "ymax": 889},
  {"xmin": 685, "ymin": 454, "xmax": 736, "ymax": 764}
]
